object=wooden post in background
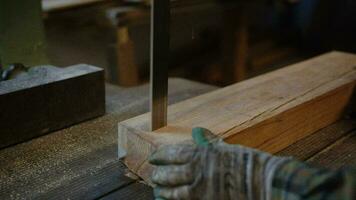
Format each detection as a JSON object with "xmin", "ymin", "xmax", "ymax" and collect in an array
[
  {"xmin": 221, "ymin": 5, "xmax": 248, "ymax": 84},
  {"xmin": 116, "ymin": 26, "xmax": 140, "ymax": 86}
]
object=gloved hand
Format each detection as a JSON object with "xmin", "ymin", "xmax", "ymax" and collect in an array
[{"xmin": 149, "ymin": 127, "xmax": 291, "ymax": 200}]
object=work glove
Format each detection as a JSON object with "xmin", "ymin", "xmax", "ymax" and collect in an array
[{"xmin": 149, "ymin": 127, "xmax": 291, "ymax": 200}]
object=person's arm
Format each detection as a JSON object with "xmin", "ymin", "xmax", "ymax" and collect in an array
[{"xmin": 273, "ymin": 160, "xmax": 356, "ymax": 200}]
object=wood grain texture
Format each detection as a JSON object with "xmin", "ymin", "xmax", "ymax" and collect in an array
[
  {"xmin": 118, "ymin": 51, "xmax": 356, "ymax": 182},
  {"xmin": 277, "ymin": 119, "xmax": 356, "ymax": 161},
  {"xmin": 0, "ymin": 78, "xmax": 216, "ymax": 199},
  {"xmin": 99, "ymin": 182, "xmax": 154, "ymax": 200},
  {"xmin": 307, "ymin": 130, "xmax": 356, "ymax": 169}
]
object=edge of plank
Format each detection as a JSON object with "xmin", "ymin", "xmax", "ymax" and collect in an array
[{"xmin": 118, "ymin": 51, "xmax": 356, "ymax": 182}]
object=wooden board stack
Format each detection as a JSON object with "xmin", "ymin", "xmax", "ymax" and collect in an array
[{"xmin": 118, "ymin": 51, "xmax": 356, "ymax": 182}]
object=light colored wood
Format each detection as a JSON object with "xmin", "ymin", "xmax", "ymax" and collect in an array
[
  {"xmin": 42, "ymin": 0, "xmax": 103, "ymax": 12},
  {"xmin": 118, "ymin": 51, "xmax": 356, "ymax": 182},
  {"xmin": 116, "ymin": 27, "xmax": 140, "ymax": 86}
]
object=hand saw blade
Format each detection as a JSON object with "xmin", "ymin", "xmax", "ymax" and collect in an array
[{"xmin": 150, "ymin": 0, "xmax": 170, "ymax": 131}]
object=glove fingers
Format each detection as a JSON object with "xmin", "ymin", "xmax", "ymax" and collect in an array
[
  {"xmin": 154, "ymin": 186, "xmax": 191, "ymax": 200},
  {"xmin": 149, "ymin": 144, "xmax": 195, "ymax": 165},
  {"xmin": 151, "ymin": 165, "xmax": 194, "ymax": 186}
]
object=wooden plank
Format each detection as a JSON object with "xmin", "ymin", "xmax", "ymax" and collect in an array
[
  {"xmin": 277, "ymin": 119, "xmax": 356, "ymax": 161},
  {"xmin": 99, "ymin": 182, "xmax": 153, "ymax": 200},
  {"xmin": 307, "ymin": 131, "xmax": 356, "ymax": 169},
  {"xmin": 118, "ymin": 51, "xmax": 356, "ymax": 182},
  {"xmin": 34, "ymin": 156, "xmax": 135, "ymax": 200}
]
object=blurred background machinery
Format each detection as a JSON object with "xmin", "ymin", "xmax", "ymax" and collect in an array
[
  {"xmin": 2, "ymin": 0, "xmax": 355, "ymax": 87},
  {"xmin": 30, "ymin": 0, "xmax": 354, "ymax": 87}
]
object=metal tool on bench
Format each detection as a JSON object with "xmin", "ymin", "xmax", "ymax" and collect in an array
[{"xmin": 150, "ymin": 0, "xmax": 170, "ymax": 131}]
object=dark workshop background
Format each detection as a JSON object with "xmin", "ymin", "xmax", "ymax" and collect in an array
[{"xmin": 28, "ymin": 0, "xmax": 356, "ymax": 86}]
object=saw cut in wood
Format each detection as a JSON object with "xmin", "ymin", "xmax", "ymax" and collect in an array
[{"xmin": 118, "ymin": 51, "xmax": 356, "ymax": 182}]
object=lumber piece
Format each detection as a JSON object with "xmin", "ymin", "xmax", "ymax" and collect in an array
[
  {"xmin": 0, "ymin": 65, "xmax": 105, "ymax": 149},
  {"xmin": 307, "ymin": 131, "xmax": 356, "ymax": 169},
  {"xmin": 118, "ymin": 51, "xmax": 356, "ymax": 182}
]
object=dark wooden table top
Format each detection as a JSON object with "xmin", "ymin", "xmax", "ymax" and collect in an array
[
  {"xmin": 0, "ymin": 78, "xmax": 216, "ymax": 199},
  {"xmin": 0, "ymin": 78, "xmax": 355, "ymax": 200}
]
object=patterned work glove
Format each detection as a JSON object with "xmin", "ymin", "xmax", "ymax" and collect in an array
[{"xmin": 149, "ymin": 127, "xmax": 291, "ymax": 200}]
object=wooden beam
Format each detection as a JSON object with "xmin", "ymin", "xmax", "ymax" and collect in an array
[
  {"xmin": 116, "ymin": 26, "xmax": 140, "ymax": 86},
  {"xmin": 118, "ymin": 51, "xmax": 356, "ymax": 182},
  {"xmin": 0, "ymin": 65, "xmax": 105, "ymax": 149}
]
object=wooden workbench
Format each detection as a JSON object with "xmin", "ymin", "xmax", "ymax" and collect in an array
[
  {"xmin": 0, "ymin": 78, "xmax": 355, "ymax": 199},
  {"xmin": 0, "ymin": 78, "xmax": 216, "ymax": 199}
]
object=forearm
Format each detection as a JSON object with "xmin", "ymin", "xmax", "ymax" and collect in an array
[{"xmin": 273, "ymin": 160, "xmax": 356, "ymax": 200}]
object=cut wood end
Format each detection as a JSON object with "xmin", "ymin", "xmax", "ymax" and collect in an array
[{"xmin": 118, "ymin": 123, "xmax": 195, "ymax": 183}]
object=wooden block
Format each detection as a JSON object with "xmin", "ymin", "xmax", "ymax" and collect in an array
[
  {"xmin": 0, "ymin": 64, "xmax": 105, "ymax": 148},
  {"xmin": 118, "ymin": 51, "xmax": 356, "ymax": 182}
]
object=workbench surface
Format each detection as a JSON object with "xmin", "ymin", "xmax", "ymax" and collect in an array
[{"xmin": 0, "ymin": 78, "xmax": 355, "ymax": 199}]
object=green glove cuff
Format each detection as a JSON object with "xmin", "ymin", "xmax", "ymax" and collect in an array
[{"xmin": 192, "ymin": 127, "xmax": 211, "ymax": 146}]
